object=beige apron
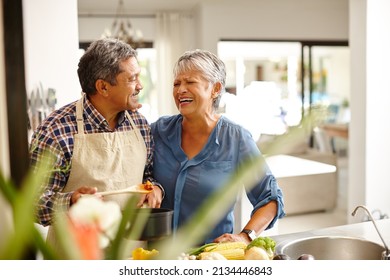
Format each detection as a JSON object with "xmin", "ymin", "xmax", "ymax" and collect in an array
[{"xmin": 46, "ymin": 97, "xmax": 147, "ymax": 254}]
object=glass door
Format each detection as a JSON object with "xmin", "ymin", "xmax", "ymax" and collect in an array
[
  {"xmin": 218, "ymin": 40, "xmax": 349, "ymax": 154},
  {"xmin": 302, "ymin": 43, "xmax": 350, "ymax": 154},
  {"xmin": 218, "ymin": 41, "xmax": 302, "ymax": 141}
]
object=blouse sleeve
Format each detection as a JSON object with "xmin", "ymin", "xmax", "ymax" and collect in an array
[{"xmin": 237, "ymin": 128, "xmax": 286, "ymax": 229}]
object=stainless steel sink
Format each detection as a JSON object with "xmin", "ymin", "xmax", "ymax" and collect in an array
[{"xmin": 276, "ymin": 236, "xmax": 385, "ymax": 260}]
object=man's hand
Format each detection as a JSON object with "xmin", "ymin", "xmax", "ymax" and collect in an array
[
  {"xmin": 71, "ymin": 186, "xmax": 98, "ymax": 206},
  {"xmin": 136, "ymin": 185, "xmax": 162, "ymax": 208}
]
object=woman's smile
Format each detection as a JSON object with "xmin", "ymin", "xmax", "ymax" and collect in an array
[{"xmin": 179, "ymin": 97, "xmax": 193, "ymax": 105}]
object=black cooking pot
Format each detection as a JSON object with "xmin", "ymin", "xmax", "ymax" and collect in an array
[{"xmin": 134, "ymin": 208, "xmax": 173, "ymax": 241}]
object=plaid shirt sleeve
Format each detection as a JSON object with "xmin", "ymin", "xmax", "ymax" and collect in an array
[{"xmin": 30, "ymin": 116, "xmax": 75, "ymax": 226}]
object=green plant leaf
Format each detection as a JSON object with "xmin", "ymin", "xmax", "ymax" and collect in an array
[
  {"xmin": 0, "ymin": 156, "xmax": 51, "ymax": 259},
  {"xmin": 51, "ymin": 211, "xmax": 83, "ymax": 260},
  {"xmin": 31, "ymin": 226, "xmax": 58, "ymax": 260},
  {"xmin": 0, "ymin": 171, "xmax": 17, "ymax": 204},
  {"xmin": 0, "ymin": 152, "xmax": 63, "ymax": 259},
  {"xmin": 105, "ymin": 195, "xmax": 149, "ymax": 260}
]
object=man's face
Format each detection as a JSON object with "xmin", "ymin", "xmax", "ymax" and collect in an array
[{"xmin": 107, "ymin": 57, "xmax": 143, "ymax": 111}]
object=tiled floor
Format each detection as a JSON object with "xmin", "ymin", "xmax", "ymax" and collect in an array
[{"xmin": 276, "ymin": 155, "xmax": 349, "ymax": 235}]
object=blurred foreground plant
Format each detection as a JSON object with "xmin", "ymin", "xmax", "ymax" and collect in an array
[
  {"xmin": 0, "ymin": 114, "xmax": 315, "ymax": 260},
  {"xmin": 0, "ymin": 157, "xmax": 57, "ymax": 259},
  {"xmin": 0, "ymin": 166, "xmax": 149, "ymax": 259},
  {"xmin": 0, "ymin": 160, "xmax": 149, "ymax": 260}
]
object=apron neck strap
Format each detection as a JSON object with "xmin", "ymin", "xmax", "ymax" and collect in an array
[
  {"xmin": 76, "ymin": 95, "xmax": 140, "ymax": 140},
  {"xmin": 76, "ymin": 96, "xmax": 84, "ymax": 134},
  {"xmin": 124, "ymin": 111, "xmax": 141, "ymax": 141}
]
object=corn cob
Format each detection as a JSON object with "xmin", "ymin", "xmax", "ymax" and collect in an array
[
  {"xmin": 199, "ymin": 248, "xmax": 245, "ymax": 260},
  {"xmin": 203, "ymin": 241, "xmax": 247, "ymax": 252},
  {"xmin": 198, "ymin": 252, "xmax": 227, "ymax": 260}
]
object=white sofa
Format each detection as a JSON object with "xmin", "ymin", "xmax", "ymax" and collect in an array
[{"xmin": 258, "ymin": 133, "xmax": 338, "ymax": 216}]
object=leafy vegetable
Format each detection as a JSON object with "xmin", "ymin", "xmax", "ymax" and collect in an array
[{"xmin": 246, "ymin": 236, "xmax": 276, "ymax": 259}]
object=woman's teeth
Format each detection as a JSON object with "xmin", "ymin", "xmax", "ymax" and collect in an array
[{"xmin": 179, "ymin": 98, "xmax": 193, "ymax": 104}]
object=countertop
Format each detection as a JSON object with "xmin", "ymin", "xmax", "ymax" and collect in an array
[{"xmin": 270, "ymin": 218, "xmax": 390, "ymax": 256}]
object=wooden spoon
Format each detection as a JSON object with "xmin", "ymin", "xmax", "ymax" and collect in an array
[{"xmin": 96, "ymin": 184, "xmax": 152, "ymax": 196}]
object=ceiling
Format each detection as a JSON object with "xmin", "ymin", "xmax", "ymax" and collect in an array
[{"xmin": 78, "ymin": 0, "xmax": 210, "ymax": 14}]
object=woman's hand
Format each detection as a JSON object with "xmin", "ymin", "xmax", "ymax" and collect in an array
[{"xmin": 213, "ymin": 232, "xmax": 251, "ymax": 244}]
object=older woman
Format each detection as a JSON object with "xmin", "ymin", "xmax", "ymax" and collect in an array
[{"xmin": 151, "ymin": 49, "xmax": 285, "ymax": 244}]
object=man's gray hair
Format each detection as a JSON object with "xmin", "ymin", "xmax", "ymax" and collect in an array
[{"xmin": 78, "ymin": 38, "xmax": 138, "ymax": 95}]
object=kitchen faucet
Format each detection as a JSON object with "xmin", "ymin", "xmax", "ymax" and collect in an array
[{"xmin": 352, "ymin": 205, "xmax": 390, "ymax": 260}]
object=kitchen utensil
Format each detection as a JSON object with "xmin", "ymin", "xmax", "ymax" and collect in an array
[
  {"xmin": 134, "ymin": 208, "xmax": 173, "ymax": 241},
  {"xmin": 96, "ymin": 184, "xmax": 152, "ymax": 196}
]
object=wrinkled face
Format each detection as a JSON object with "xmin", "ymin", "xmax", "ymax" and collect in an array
[
  {"xmin": 173, "ymin": 69, "xmax": 217, "ymax": 118},
  {"xmin": 106, "ymin": 57, "xmax": 143, "ymax": 111}
]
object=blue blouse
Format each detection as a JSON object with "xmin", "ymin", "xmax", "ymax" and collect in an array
[{"xmin": 151, "ymin": 115, "xmax": 285, "ymax": 243}]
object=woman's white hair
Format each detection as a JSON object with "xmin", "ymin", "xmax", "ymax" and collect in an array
[{"xmin": 173, "ymin": 49, "xmax": 226, "ymax": 110}]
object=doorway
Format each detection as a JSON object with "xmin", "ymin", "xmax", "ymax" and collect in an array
[{"xmin": 217, "ymin": 40, "xmax": 350, "ymax": 150}]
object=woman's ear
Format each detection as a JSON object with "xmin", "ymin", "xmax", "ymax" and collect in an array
[
  {"xmin": 212, "ymin": 82, "xmax": 222, "ymax": 98},
  {"xmin": 95, "ymin": 79, "xmax": 109, "ymax": 97}
]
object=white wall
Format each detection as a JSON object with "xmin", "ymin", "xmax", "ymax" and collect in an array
[
  {"xmin": 349, "ymin": 0, "xmax": 390, "ymax": 221},
  {"xmin": 365, "ymin": 1, "xmax": 390, "ymax": 216},
  {"xmin": 23, "ymin": 0, "xmax": 81, "ymax": 109},
  {"xmin": 197, "ymin": 0, "xmax": 349, "ymax": 53},
  {"xmin": 78, "ymin": 0, "xmax": 349, "ymax": 52}
]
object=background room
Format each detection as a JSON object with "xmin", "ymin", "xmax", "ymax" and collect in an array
[{"xmin": 1, "ymin": 0, "xmax": 390, "ymax": 245}]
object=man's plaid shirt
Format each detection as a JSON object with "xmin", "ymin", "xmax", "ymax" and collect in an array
[{"xmin": 30, "ymin": 95, "xmax": 157, "ymax": 226}]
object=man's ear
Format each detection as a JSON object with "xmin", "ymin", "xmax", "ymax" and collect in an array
[{"xmin": 95, "ymin": 79, "xmax": 109, "ymax": 97}]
